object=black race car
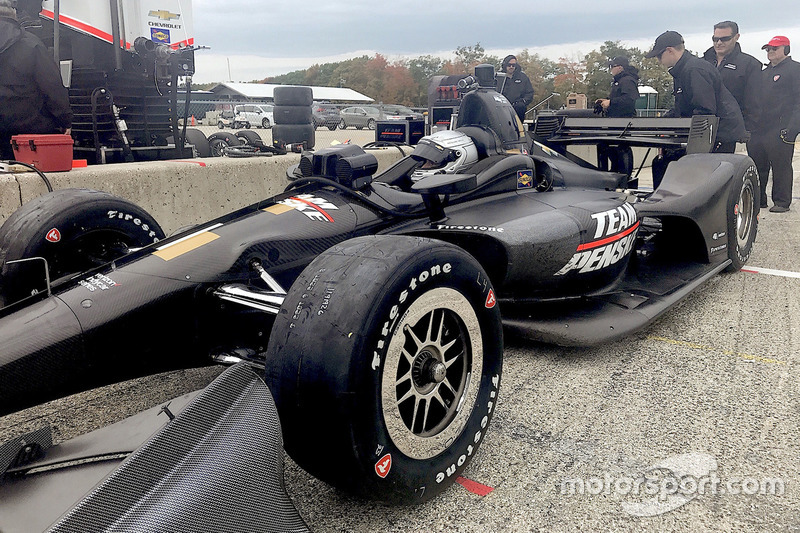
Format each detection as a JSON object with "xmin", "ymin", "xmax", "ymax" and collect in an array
[{"xmin": 0, "ymin": 65, "xmax": 759, "ymax": 527}]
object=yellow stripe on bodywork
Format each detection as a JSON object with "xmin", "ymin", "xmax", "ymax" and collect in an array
[
  {"xmin": 154, "ymin": 232, "xmax": 220, "ymax": 261},
  {"xmin": 264, "ymin": 203, "xmax": 294, "ymax": 215}
]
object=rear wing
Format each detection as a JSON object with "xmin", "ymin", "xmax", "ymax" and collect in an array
[{"xmin": 531, "ymin": 115, "xmax": 719, "ymax": 154}]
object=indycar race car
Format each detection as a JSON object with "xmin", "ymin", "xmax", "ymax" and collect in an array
[{"xmin": 0, "ymin": 64, "xmax": 759, "ymax": 528}]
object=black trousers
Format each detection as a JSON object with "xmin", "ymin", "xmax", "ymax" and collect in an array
[{"xmin": 748, "ymin": 130, "xmax": 795, "ymax": 208}]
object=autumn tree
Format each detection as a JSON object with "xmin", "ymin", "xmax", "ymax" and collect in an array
[
  {"xmin": 514, "ymin": 50, "xmax": 559, "ymax": 109},
  {"xmin": 553, "ymin": 55, "xmax": 587, "ymax": 97}
]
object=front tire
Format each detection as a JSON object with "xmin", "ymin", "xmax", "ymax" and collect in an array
[
  {"xmin": 367, "ymin": 118, "xmax": 376, "ymax": 130},
  {"xmin": 262, "ymin": 117, "xmax": 271, "ymax": 129},
  {"xmin": 264, "ymin": 236, "xmax": 503, "ymax": 504}
]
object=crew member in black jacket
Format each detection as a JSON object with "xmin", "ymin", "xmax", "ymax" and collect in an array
[
  {"xmin": 0, "ymin": 0, "xmax": 72, "ymax": 160},
  {"xmin": 702, "ymin": 21, "xmax": 763, "ymax": 134},
  {"xmin": 500, "ymin": 55, "xmax": 534, "ymax": 121},
  {"xmin": 749, "ymin": 36, "xmax": 800, "ymax": 213},
  {"xmin": 596, "ymin": 55, "xmax": 639, "ymax": 117},
  {"xmin": 647, "ymin": 31, "xmax": 746, "ymax": 150},
  {"xmin": 646, "ymin": 31, "xmax": 747, "ymax": 188}
]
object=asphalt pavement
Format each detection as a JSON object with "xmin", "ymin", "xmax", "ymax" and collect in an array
[{"xmin": 1, "ymin": 146, "xmax": 798, "ymax": 532}]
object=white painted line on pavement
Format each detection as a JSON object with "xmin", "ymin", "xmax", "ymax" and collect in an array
[{"xmin": 741, "ymin": 266, "xmax": 800, "ymax": 279}]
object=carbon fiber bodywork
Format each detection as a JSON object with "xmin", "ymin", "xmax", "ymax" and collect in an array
[{"xmin": 0, "ymin": 363, "xmax": 309, "ymax": 533}]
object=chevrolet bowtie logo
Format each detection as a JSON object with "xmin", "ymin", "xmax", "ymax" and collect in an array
[{"xmin": 149, "ymin": 10, "xmax": 180, "ymax": 21}]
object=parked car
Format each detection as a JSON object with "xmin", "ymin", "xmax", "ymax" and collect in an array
[
  {"xmin": 312, "ymin": 102, "xmax": 342, "ymax": 130},
  {"xmin": 232, "ymin": 104, "xmax": 274, "ymax": 129},
  {"xmin": 338, "ymin": 105, "xmax": 382, "ymax": 130},
  {"xmin": 381, "ymin": 104, "xmax": 424, "ymax": 120}
]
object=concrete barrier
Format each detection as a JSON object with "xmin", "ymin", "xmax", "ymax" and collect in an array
[{"xmin": 0, "ymin": 146, "xmax": 411, "ymax": 235}]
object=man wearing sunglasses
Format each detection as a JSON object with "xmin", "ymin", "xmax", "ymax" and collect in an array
[
  {"xmin": 500, "ymin": 54, "xmax": 534, "ymax": 122},
  {"xmin": 748, "ymin": 36, "xmax": 800, "ymax": 213},
  {"xmin": 702, "ymin": 21, "xmax": 763, "ymax": 138}
]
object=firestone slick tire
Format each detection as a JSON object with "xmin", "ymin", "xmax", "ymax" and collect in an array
[
  {"xmin": 272, "ymin": 123, "xmax": 315, "ymax": 150},
  {"xmin": 273, "ymin": 104, "xmax": 313, "ymax": 125},
  {"xmin": 724, "ymin": 156, "xmax": 759, "ymax": 271},
  {"xmin": 234, "ymin": 129, "xmax": 263, "ymax": 146},
  {"xmin": 0, "ymin": 188, "xmax": 164, "ymax": 307},
  {"xmin": 273, "ymin": 86, "xmax": 313, "ymax": 107},
  {"xmin": 207, "ymin": 131, "xmax": 243, "ymax": 157},
  {"xmin": 183, "ymin": 128, "xmax": 210, "ymax": 158},
  {"xmin": 264, "ymin": 235, "xmax": 503, "ymax": 504}
]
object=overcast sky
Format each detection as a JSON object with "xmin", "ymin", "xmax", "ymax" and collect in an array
[{"xmin": 189, "ymin": 0, "xmax": 800, "ymax": 83}]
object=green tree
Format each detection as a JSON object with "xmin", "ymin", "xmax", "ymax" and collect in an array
[{"xmin": 515, "ymin": 50, "xmax": 559, "ymax": 108}]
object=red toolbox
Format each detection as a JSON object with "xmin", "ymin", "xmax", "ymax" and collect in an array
[{"xmin": 10, "ymin": 134, "xmax": 74, "ymax": 172}]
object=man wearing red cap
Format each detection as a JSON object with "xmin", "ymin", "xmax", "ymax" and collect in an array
[{"xmin": 749, "ymin": 36, "xmax": 800, "ymax": 212}]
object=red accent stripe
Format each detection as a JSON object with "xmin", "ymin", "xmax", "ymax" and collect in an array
[
  {"xmin": 40, "ymin": 10, "xmax": 192, "ymax": 50},
  {"xmin": 577, "ymin": 221, "xmax": 640, "ymax": 251},
  {"xmin": 40, "ymin": 9, "xmax": 131, "ymax": 48},
  {"xmin": 290, "ymin": 196, "xmax": 334, "ymax": 222},
  {"xmin": 741, "ymin": 268, "xmax": 758, "ymax": 274},
  {"xmin": 456, "ymin": 476, "xmax": 494, "ymax": 496}
]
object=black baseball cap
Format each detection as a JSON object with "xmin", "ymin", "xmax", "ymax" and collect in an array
[
  {"xmin": 646, "ymin": 31, "xmax": 684, "ymax": 58},
  {"xmin": 609, "ymin": 56, "xmax": 629, "ymax": 68}
]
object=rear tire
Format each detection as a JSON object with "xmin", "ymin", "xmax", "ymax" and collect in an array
[
  {"xmin": 264, "ymin": 235, "xmax": 503, "ymax": 504},
  {"xmin": 0, "ymin": 189, "xmax": 164, "ymax": 307},
  {"xmin": 725, "ymin": 158, "xmax": 759, "ymax": 271}
]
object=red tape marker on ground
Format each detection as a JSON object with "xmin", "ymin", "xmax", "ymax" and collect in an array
[{"xmin": 456, "ymin": 476, "xmax": 494, "ymax": 496}]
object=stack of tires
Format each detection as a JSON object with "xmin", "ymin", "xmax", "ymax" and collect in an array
[{"xmin": 272, "ymin": 86, "xmax": 315, "ymax": 150}]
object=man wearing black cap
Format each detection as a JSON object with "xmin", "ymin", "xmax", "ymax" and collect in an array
[
  {"xmin": 500, "ymin": 54, "xmax": 534, "ymax": 121},
  {"xmin": 748, "ymin": 36, "xmax": 800, "ymax": 212},
  {"xmin": 595, "ymin": 56, "xmax": 639, "ymax": 118},
  {"xmin": 647, "ymin": 30, "xmax": 746, "ymax": 152}
]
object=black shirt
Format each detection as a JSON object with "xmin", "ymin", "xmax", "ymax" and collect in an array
[
  {"xmin": 669, "ymin": 51, "xmax": 747, "ymax": 143},
  {"xmin": 751, "ymin": 56, "xmax": 800, "ymax": 137},
  {"xmin": 607, "ymin": 69, "xmax": 639, "ymax": 118},
  {"xmin": 0, "ymin": 17, "xmax": 72, "ymax": 138},
  {"xmin": 501, "ymin": 69, "xmax": 534, "ymax": 107},
  {"xmin": 703, "ymin": 43, "xmax": 763, "ymax": 131}
]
